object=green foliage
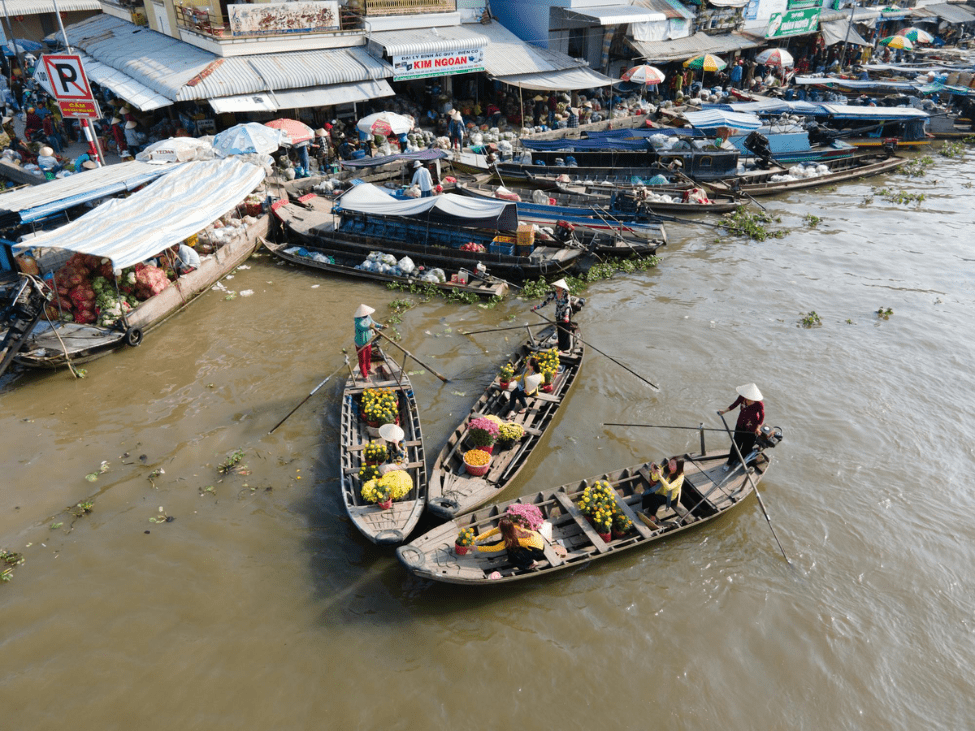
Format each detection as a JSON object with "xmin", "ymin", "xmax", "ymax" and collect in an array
[
  {"xmin": 720, "ymin": 207, "xmax": 788, "ymax": 241},
  {"xmin": 877, "ymin": 307, "xmax": 894, "ymax": 320},
  {"xmin": 218, "ymin": 449, "xmax": 245, "ymax": 474},
  {"xmin": 870, "ymin": 187, "xmax": 925, "ymax": 206},
  {"xmin": 1, "ymin": 549, "xmax": 25, "ymax": 583},
  {"xmin": 798, "ymin": 311, "xmax": 821, "ymax": 329},
  {"xmin": 803, "ymin": 214, "xmax": 821, "ymax": 228},
  {"xmin": 520, "ymin": 256, "xmax": 659, "ymax": 302},
  {"xmin": 939, "ymin": 141, "xmax": 964, "ymax": 159},
  {"xmin": 900, "ymin": 156, "xmax": 934, "ymax": 177}
]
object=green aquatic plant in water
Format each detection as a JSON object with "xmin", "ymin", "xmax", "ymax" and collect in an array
[
  {"xmin": 870, "ymin": 188, "xmax": 925, "ymax": 206},
  {"xmin": 939, "ymin": 142, "xmax": 964, "ymax": 159},
  {"xmin": 798, "ymin": 311, "xmax": 821, "ymax": 329},
  {"xmin": 803, "ymin": 214, "xmax": 821, "ymax": 228},
  {"xmin": 900, "ymin": 156, "xmax": 934, "ymax": 178},
  {"xmin": 877, "ymin": 307, "xmax": 894, "ymax": 320},
  {"xmin": 520, "ymin": 256, "xmax": 659, "ymax": 301},
  {"xmin": 720, "ymin": 207, "xmax": 787, "ymax": 242}
]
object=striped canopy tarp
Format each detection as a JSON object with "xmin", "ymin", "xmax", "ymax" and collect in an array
[
  {"xmin": 682, "ymin": 109, "xmax": 762, "ymax": 132},
  {"xmin": 15, "ymin": 159, "xmax": 265, "ymax": 268}
]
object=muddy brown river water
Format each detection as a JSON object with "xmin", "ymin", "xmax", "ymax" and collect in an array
[{"xmin": 2, "ymin": 152, "xmax": 974, "ymax": 730}]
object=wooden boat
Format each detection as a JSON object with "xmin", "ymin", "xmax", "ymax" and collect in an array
[
  {"xmin": 704, "ymin": 150, "xmax": 908, "ymax": 197},
  {"xmin": 427, "ymin": 324, "xmax": 583, "ymax": 520},
  {"xmin": 261, "ymin": 238, "xmax": 508, "ymax": 298},
  {"xmin": 551, "ymin": 181, "xmax": 741, "ymax": 214},
  {"xmin": 273, "ymin": 189, "xmax": 584, "ymax": 281},
  {"xmin": 397, "ymin": 427, "xmax": 784, "ymax": 584},
  {"xmin": 454, "ymin": 184, "xmax": 667, "ymax": 255},
  {"xmin": 14, "ymin": 215, "xmax": 269, "ymax": 369},
  {"xmin": 340, "ymin": 346, "xmax": 427, "ymax": 545}
]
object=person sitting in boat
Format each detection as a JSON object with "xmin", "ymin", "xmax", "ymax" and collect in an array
[
  {"xmin": 353, "ymin": 304, "xmax": 384, "ymax": 380},
  {"xmin": 337, "ymin": 134, "xmax": 355, "ymax": 161},
  {"xmin": 531, "ymin": 278, "xmax": 579, "ymax": 354},
  {"xmin": 411, "ymin": 160, "xmax": 434, "ymax": 198},
  {"xmin": 500, "ymin": 357, "xmax": 541, "ymax": 417},
  {"xmin": 718, "ymin": 383, "xmax": 765, "ymax": 472},
  {"xmin": 641, "ymin": 458, "xmax": 685, "ymax": 524},
  {"xmin": 378, "ymin": 423, "xmax": 408, "ymax": 474},
  {"xmin": 169, "ymin": 242, "xmax": 200, "ymax": 275},
  {"xmin": 474, "ymin": 516, "xmax": 545, "ymax": 571}
]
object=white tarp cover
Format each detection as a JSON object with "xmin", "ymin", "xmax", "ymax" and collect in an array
[
  {"xmin": 820, "ymin": 19, "xmax": 870, "ymax": 47},
  {"xmin": 683, "ymin": 109, "xmax": 763, "ymax": 131},
  {"xmin": 15, "ymin": 159, "xmax": 265, "ymax": 268},
  {"xmin": 495, "ymin": 66, "xmax": 614, "ymax": 91},
  {"xmin": 136, "ymin": 137, "xmax": 215, "ymax": 164},
  {"xmin": 631, "ymin": 18, "xmax": 692, "ymax": 42},
  {"xmin": 337, "ymin": 183, "xmax": 518, "ymax": 232}
]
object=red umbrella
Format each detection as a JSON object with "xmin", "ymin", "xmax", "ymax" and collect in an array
[{"xmin": 264, "ymin": 118, "xmax": 315, "ymax": 145}]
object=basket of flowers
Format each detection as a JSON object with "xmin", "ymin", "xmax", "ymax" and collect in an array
[
  {"xmin": 592, "ymin": 507, "xmax": 614, "ymax": 543},
  {"xmin": 361, "ymin": 470, "xmax": 414, "ymax": 509},
  {"xmin": 463, "ymin": 448, "xmax": 492, "ymax": 476},
  {"xmin": 466, "ymin": 416, "xmax": 500, "ymax": 454},
  {"xmin": 505, "ymin": 503, "xmax": 544, "ymax": 531},
  {"xmin": 498, "ymin": 362, "xmax": 515, "ymax": 389},
  {"xmin": 361, "ymin": 387, "xmax": 399, "ymax": 436},
  {"xmin": 536, "ymin": 348, "xmax": 560, "ymax": 392},
  {"xmin": 578, "ymin": 480, "xmax": 617, "ymax": 520},
  {"xmin": 358, "ymin": 463, "xmax": 381, "ymax": 484},
  {"xmin": 496, "ymin": 421, "xmax": 525, "ymax": 449},
  {"xmin": 455, "ymin": 527, "xmax": 476, "ymax": 555},
  {"xmin": 363, "ymin": 441, "xmax": 387, "ymax": 465},
  {"xmin": 612, "ymin": 513, "xmax": 634, "ymax": 540}
]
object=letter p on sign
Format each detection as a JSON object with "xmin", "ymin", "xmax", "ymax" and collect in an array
[{"xmin": 42, "ymin": 54, "xmax": 95, "ymax": 102}]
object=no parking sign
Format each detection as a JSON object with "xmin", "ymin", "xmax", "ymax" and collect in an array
[{"xmin": 41, "ymin": 53, "xmax": 102, "ymax": 119}]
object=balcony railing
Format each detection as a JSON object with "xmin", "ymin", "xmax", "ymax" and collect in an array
[{"xmin": 361, "ymin": 0, "xmax": 456, "ymax": 17}]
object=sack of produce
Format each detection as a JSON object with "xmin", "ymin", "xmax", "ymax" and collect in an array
[{"xmin": 397, "ymin": 256, "xmax": 415, "ymax": 275}]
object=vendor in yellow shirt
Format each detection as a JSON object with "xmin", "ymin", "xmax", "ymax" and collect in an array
[
  {"xmin": 473, "ymin": 516, "xmax": 545, "ymax": 570},
  {"xmin": 640, "ymin": 458, "xmax": 684, "ymax": 523}
]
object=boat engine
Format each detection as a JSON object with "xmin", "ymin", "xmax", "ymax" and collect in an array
[
  {"xmin": 553, "ymin": 219, "xmax": 576, "ymax": 245},
  {"xmin": 742, "ymin": 131, "xmax": 774, "ymax": 170},
  {"xmin": 756, "ymin": 424, "xmax": 784, "ymax": 450}
]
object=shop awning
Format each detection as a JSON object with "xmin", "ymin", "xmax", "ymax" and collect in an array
[
  {"xmin": 336, "ymin": 183, "xmax": 518, "ymax": 232},
  {"xmin": 209, "ymin": 93, "xmax": 279, "ymax": 114},
  {"xmin": 494, "ymin": 66, "xmax": 614, "ymax": 91},
  {"xmin": 706, "ymin": 0, "xmax": 748, "ymax": 7},
  {"xmin": 565, "ymin": 5, "xmax": 666, "ymax": 25},
  {"xmin": 0, "ymin": 161, "xmax": 175, "ymax": 226},
  {"xmin": 0, "ymin": 0, "xmax": 99, "ymax": 13},
  {"xmin": 820, "ymin": 19, "xmax": 871, "ymax": 46},
  {"xmin": 636, "ymin": 0, "xmax": 696, "ymax": 21},
  {"xmin": 919, "ymin": 3, "xmax": 975, "ymax": 23},
  {"xmin": 78, "ymin": 55, "xmax": 173, "ymax": 112},
  {"xmin": 273, "ymin": 80, "xmax": 394, "ymax": 109},
  {"xmin": 628, "ymin": 32, "xmax": 757, "ymax": 62},
  {"xmin": 14, "ymin": 159, "xmax": 265, "ymax": 269},
  {"xmin": 682, "ymin": 109, "xmax": 762, "ymax": 131},
  {"xmin": 367, "ymin": 25, "xmax": 489, "ymax": 57}
]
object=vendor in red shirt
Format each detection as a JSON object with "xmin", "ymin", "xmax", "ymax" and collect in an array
[{"xmin": 718, "ymin": 383, "xmax": 765, "ymax": 471}]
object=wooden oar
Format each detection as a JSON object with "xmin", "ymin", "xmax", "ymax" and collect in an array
[
  {"xmin": 376, "ymin": 330, "xmax": 449, "ymax": 383},
  {"xmin": 604, "ymin": 422, "xmax": 728, "ymax": 433},
  {"xmin": 269, "ymin": 356, "xmax": 349, "ymax": 434},
  {"xmin": 532, "ymin": 311, "xmax": 660, "ymax": 392},
  {"xmin": 462, "ymin": 323, "xmax": 531, "ymax": 336},
  {"xmin": 718, "ymin": 411, "xmax": 791, "ymax": 566}
]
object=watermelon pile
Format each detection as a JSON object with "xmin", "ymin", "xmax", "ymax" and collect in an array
[{"xmin": 50, "ymin": 253, "xmax": 169, "ymax": 327}]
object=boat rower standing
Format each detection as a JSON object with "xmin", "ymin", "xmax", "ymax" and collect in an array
[
  {"xmin": 718, "ymin": 383, "xmax": 765, "ymax": 471},
  {"xmin": 353, "ymin": 304, "xmax": 385, "ymax": 380},
  {"xmin": 411, "ymin": 160, "xmax": 434, "ymax": 198},
  {"xmin": 531, "ymin": 278, "xmax": 582, "ymax": 354}
]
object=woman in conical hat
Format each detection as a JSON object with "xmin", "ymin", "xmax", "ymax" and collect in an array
[
  {"xmin": 378, "ymin": 423, "xmax": 407, "ymax": 474},
  {"xmin": 531, "ymin": 279, "xmax": 578, "ymax": 353},
  {"xmin": 353, "ymin": 304, "xmax": 384, "ymax": 380},
  {"xmin": 718, "ymin": 383, "xmax": 765, "ymax": 471}
]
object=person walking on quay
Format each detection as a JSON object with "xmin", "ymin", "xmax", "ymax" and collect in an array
[
  {"xmin": 730, "ymin": 60, "xmax": 743, "ymax": 90},
  {"xmin": 448, "ymin": 110, "xmax": 465, "ymax": 151},
  {"xmin": 718, "ymin": 383, "xmax": 765, "ymax": 471},
  {"xmin": 353, "ymin": 304, "xmax": 384, "ymax": 380},
  {"xmin": 531, "ymin": 278, "xmax": 579, "ymax": 354}
]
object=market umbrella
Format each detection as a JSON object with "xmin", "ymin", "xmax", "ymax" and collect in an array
[
  {"xmin": 356, "ymin": 111, "xmax": 414, "ymax": 137},
  {"xmin": 265, "ymin": 118, "xmax": 315, "ymax": 145},
  {"xmin": 896, "ymin": 27, "xmax": 934, "ymax": 44},
  {"xmin": 2, "ymin": 38, "xmax": 43, "ymax": 57},
  {"xmin": 879, "ymin": 35, "xmax": 914, "ymax": 50},
  {"xmin": 621, "ymin": 64, "xmax": 666, "ymax": 86},
  {"xmin": 683, "ymin": 54, "xmax": 727, "ymax": 73},
  {"xmin": 136, "ymin": 137, "xmax": 214, "ymax": 164},
  {"xmin": 212, "ymin": 123, "xmax": 284, "ymax": 157},
  {"xmin": 755, "ymin": 48, "xmax": 795, "ymax": 67}
]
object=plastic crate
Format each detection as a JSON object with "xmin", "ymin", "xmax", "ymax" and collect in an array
[{"xmin": 488, "ymin": 243, "xmax": 514, "ymax": 256}]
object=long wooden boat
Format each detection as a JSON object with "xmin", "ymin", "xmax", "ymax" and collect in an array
[
  {"xmin": 274, "ymin": 193, "xmax": 583, "ymax": 281},
  {"xmin": 454, "ymin": 184, "xmax": 667, "ymax": 255},
  {"xmin": 397, "ymin": 428, "xmax": 784, "ymax": 584},
  {"xmin": 261, "ymin": 238, "xmax": 508, "ymax": 298},
  {"xmin": 549, "ymin": 182, "xmax": 741, "ymax": 214},
  {"xmin": 14, "ymin": 215, "xmax": 269, "ymax": 369},
  {"xmin": 340, "ymin": 346, "xmax": 427, "ymax": 545},
  {"xmin": 427, "ymin": 324, "xmax": 583, "ymax": 520},
  {"xmin": 705, "ymin": 151, "xmax": 907, "ymax": 197}
]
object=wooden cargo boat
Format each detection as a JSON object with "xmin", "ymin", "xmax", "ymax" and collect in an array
[
  {"xmin": 273, "ymin": 187, "xmax": 584, "ymax": 281},
  {"xmin": 261, "ymin": 238, "xmax": 508, "ymax": 298},
  {"xmin": 705, "ymin": 151, "xmax": 907, "ymax": 197},
  {"xmin": 340, "ymin": 347, "xmax": 427, "ymax": 545},
  {"xmin": 397, "ymin": 427, "xmax": 784, "ymax": 584},
  {"xmin": 427, "ymin": 325, "xmax": 583, "ymax": 520},
  {"xmin": 551, "ymin": 182, "xmax": 741, "ymax": 214}
]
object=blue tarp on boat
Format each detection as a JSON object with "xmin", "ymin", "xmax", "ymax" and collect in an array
[{"xmin": 339, "ymin": 149, "xmax": 448, "ymax": 169}]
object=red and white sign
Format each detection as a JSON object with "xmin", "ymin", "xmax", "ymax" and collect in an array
[{"xmin": 41, "ymin": 54, "xmax": 102, "ymax": 119}]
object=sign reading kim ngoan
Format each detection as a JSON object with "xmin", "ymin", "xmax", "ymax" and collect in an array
[{"xmin": 392, "ymin": 48, "xmax": 485, "ymax": 81}]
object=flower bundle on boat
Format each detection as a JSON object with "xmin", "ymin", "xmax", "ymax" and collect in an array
[
  {"xmin": 361, "ymin": 469, "xmax": 414, "ymax": 510},
  {"xmin": 361, "ymin": 387, "xmax": 399, "ymax": 427}
]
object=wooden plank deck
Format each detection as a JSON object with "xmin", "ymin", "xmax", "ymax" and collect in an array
[{"xmin": 553, "ymin": 491, "xmax": 611, "ymax": 554}]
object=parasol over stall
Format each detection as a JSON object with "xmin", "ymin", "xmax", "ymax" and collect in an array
[
  {"xmin": 212, "ymin": 123, "xmax": 284, "ymax": 157},
  {"xmin": 896, "ymin": 27, "xmax": 933, "ymax": 44},
  {"xmin": 683, "ymin": 53, "xmax": 727, "ymax": 82},
  {"xmin": 755, "ymin": 48, "xmax": 794, "ymax": 67},
  {"xmin": 264, "ymin": 118, "xmax": 315, "ymax": 145},
  {"xmin": 879, "ymin": 35, "xmax": 914, "ymax": 50},
  {"xmin": 356, "ymin": 111, "xmax": 414, "ymax": 138}
]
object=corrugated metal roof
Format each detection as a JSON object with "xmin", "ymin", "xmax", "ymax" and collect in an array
[
  {"xmin": 921, "ymin": 2, "xmax": 975, "ymax": 22},
  {"xmin": 565, "ymin": 5, "xmax": 666, "ymax": 25},
  {"xmin": 475, "ymin": 21, "xmax": 590, "ymax": 78},
  {"xmin": 79, "ymin": 54, "xmax": 173, "ymax": 111},
  {"xmin": 0, "ymin": 0, "xmax": 99, "ymax": 14},
  {"xmin": 636, "ymin": 0, "xmax": 696, "ymax": 21},
  {"xmin": 61, "ymin": 14, "xmax": 393, "ymax": 103},
  {"xmin": 368, "ymin": 24, "xmax": 489, "ymax": 56},
  {"xmin": 628, "ymin": 32, "xmax": 755, "ymax": 62}
]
